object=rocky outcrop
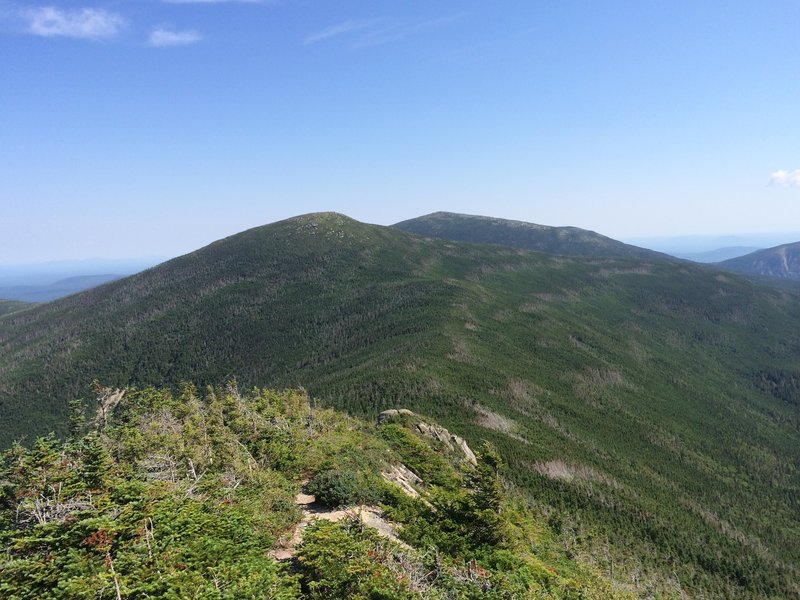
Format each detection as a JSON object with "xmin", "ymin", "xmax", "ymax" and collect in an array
[
  {"xmin": 377, "ymin": 409, "xmax": 477, "ymax": 466},
  {"xmin": 414, "ymin": 421, "xmax": 477, "ymax": 465},
  {"xmin": 381, "ymin": 463, "xmax": 423, "ymax": 498},
  {"xmin": 377, "ymin": 408, "xmax": 415, "ymax": 423}
]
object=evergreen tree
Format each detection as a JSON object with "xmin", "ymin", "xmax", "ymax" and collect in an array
[
  {"xmin": 466, "ymin": 442, "xmax": 505, "ymax": 547},
  {"xmin": 68, "ymin": 398, "xmax": 86, "ymax": 439},
  {"xmin": 80, "ymin": 433, "xmax": 111, "ymax": 491}
]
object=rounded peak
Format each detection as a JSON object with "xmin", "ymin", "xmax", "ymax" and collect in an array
[
  {"xmin": 272, "ymin": 212, "xmax": 370, "ymax": 235},
  {"xmin": 285, "ymin": 211, "xmax": 357, "ymax": 224}
]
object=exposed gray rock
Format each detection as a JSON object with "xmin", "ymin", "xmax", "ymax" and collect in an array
[
  {"xmin": 377, "ymin": 408, "xmax": 415, "ymax": 423},
  {"xmin": 415, "ymin": 422, "xmax": 478, "ymax": 465},
  {"xmin": 378, "ymin": 408, "xmax": 477, "ymax": 466},
  {"xmin": 382, "ymin": 463, "xmax": 422, "ymax": 498},
  {"xmin": 451, "ymin": 435, "xmax": 478, "ymax": 466}
]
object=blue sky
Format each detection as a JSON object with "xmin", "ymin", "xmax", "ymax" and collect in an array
[{"xmin": 1, "ymin": 0, "xmax": 799, "ymax": 263}]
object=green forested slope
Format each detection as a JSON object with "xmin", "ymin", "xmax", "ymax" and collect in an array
[
  {"xmin": 393, "ymin": 211, "xmax": 673, "ymax": 260},
  {"xmin": 1, "ymin": 212, "xmax": 800, "ymax": 597},
  {"xmin": 1, "ymin": 385, "xmax": 626, "ymax": 598},
  {"xmin": 719, "ymin": 241, "xmax": 800, "ymax": 280}
]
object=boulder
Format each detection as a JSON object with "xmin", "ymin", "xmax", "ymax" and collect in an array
[{"xmin": 376, "ymin": 408, "xmax": 415, "ymax": 424}]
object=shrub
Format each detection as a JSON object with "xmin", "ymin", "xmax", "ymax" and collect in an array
[
  {"xmin": 298, "ymin": 520, "xmax": 414, "ymax": 599},
  {"xmin": 307, "ymin": 469, "xmax": 379, "ymax": 507}
]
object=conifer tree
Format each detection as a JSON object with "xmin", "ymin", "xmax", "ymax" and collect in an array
[
  {"xmin": 68, "ymin": 398, "xmax": 86, "ymax": 439},
  {"xmin": 80, "ymin": 433, "xmax": 112, "ymax": 491},
  {"xmin": 466, "ymin": 442, "xmax": 505, "ymax": 546}
]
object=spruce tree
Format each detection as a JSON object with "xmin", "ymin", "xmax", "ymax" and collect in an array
[{"xmin": 80, "ymin": 433, "xmax": 112, "ymax": 491}]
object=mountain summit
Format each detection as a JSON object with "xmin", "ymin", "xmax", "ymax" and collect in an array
[{"xmin": 393, "ymin": 211, "xmax": 672, "ymax": 260}]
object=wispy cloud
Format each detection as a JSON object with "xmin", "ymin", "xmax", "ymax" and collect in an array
[
  {"xmin": 149, "ymin": 28, "xmax": 202, "ymax": 47},
  {"xmin": 23, "ymin": 6, "xmax": 124, "ymax": 40},
  {"xmin": 304, "ymin": 19, "xmax": 381, "ymax": 45},
  {"xmin": 305, "ymin": 13, "xmax": 467, "ymax": 49},
  {"xmin": 769, "ymin": 169, "xmax": 800, "ymax": 187},
  {"xmin": 359, "ymin": 13, "xmax": 467, "ymax": 49}
]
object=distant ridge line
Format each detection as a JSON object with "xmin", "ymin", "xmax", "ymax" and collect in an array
[{"xmin": 392, "ymin": 211, "xmax": 675, "ymax": 261}]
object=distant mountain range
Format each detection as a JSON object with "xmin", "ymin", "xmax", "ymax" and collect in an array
[
  {"xmin": 2, "ymin": 212, "xmax": 800, "ymax": 597},
  {"xmin": 393, "ymin": 212, "xmax": 674, "ymax": 260},
  {"xmin": 0, "ymin": 274, "xmax": 122, "ymax": 302},
  {"xmin": 718, "ymin": 242, "xmax": 800, "ymax": 280},
  {"xmin": 623, "ymin": 232, "xmax": 800, "ymax": 255},
  {"xmin": 673, "ymin": 246, "xmax": 762, "ymax": 263}
]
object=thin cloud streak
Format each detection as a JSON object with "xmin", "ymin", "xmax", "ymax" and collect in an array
[
  {"xmin": 305, "ymin": 13, "xmax": 468, "ymax": 49},
  {"xmin": 353, "ymin": 13, "xmax": 468, "ymax": 49},
  {"xmin": 24, "ymin": 7, "xmax": 124, "ymax": 40},
  {"xmin": 304, "ymin": 19, "xmax": 381, "ymax": 45},
  {"xmin": 769, "ymin": 169, "xmax": 800, "ymax": 188},
  {"xmin": 149, "ymin": 28, "xmax": 202, "ymax": 47}
]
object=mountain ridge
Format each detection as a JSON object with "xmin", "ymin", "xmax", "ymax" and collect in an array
[
  {"xmin": 1, "ymin": 212, "xmax": 800, "ymax": 597},
  {"xmin": 718, "ymin": 241, "xmax": 800, "ymax": 280},
  {"xmin": 392, "ymin": 211, "xmax": 675, "ymax": 261}
]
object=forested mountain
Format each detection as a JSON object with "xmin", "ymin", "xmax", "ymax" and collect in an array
[
  {"xmin": 718, "ymin": 241, "xmax": 800, "ymax": 280},
  {"xmin": 393, "ymin": 212, "xmax": 672, "ymax": 260},
  {"xmin": 2, "ymin": 212, "xmax": 800, "ymax": 597},
  {"xmin": 1, "ymin": 385, "xmax": 629, "ymax": 598}
]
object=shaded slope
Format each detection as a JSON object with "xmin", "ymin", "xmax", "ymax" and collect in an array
[
  {"xmin": 719, "ymin": 241, "xmax": 800, "ymax": 280},
  {"xmin": 393, "ymin": 211, "xmax": 673, "ymax": 260},
  {"xmin": 1, "ymin": 212, "xmax": 800, "ymax": 596}
]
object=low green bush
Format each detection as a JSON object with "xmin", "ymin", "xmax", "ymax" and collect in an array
[{"xmin": 307, "ymin": 468, "xmax": 380, "ymax": 507}]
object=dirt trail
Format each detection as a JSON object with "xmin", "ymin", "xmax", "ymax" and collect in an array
[{"xmin": 269, "ymin": 490, "xmax": 406, "ymax": 561}]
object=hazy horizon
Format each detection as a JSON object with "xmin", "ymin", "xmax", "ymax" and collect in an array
[
  {"xmin": 2, "ymin": 2, "xmax": 799, "ymax": 263},
  {"xmin": 2, "ymin": 213, "xmax": 800, "ymax": 268}
]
